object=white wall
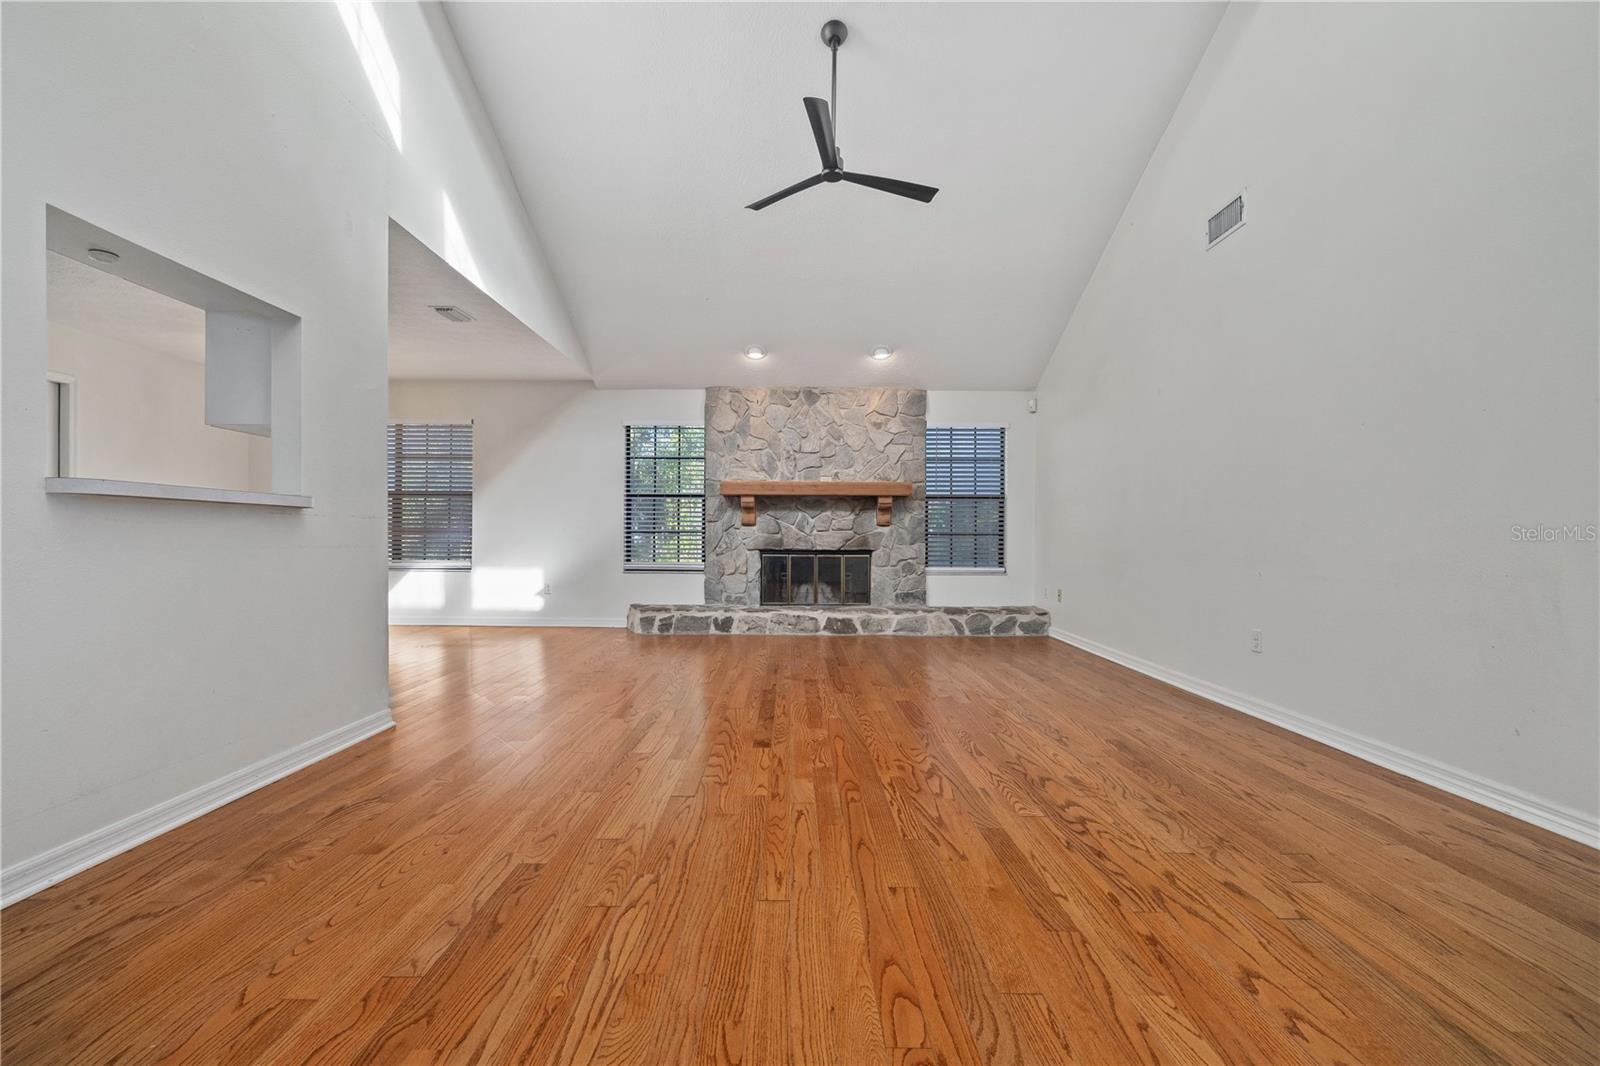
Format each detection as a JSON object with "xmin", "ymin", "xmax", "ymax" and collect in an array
[
  {"xmin": 926, "ymin": 391, "xmax": 1038, "ymax": 607},
  {"xmin": 1, "ymin": 3, "xmax": 389, "ymax": 887},
  {"xmin": 388, "ymin": 381, "xmax": 704, "ymax": 625},
  {"xmin": 1, "ymin": 2, "xmax": 579, "ymax": 898},
  {"xmin": 48, "ymin": 323, "xmax": 270, "ymax": 492},
  {"xmin": 1035, "ymin": 3, "xmax": 1599, "ymax": 837}
]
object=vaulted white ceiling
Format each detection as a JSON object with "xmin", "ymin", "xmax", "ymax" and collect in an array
[{"xmin": 446, "ymin": 2, "xmax": 1224, "ymax": 389}]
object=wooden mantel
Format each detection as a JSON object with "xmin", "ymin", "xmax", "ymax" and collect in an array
[{"xmin": 719, "ymin": 479, "xmax": 914, "ymax": 527}]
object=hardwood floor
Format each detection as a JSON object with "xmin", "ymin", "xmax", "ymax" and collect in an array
[{"xmin": 3, "ymin": 628, "xmax": 1597, "ymax": 1064}]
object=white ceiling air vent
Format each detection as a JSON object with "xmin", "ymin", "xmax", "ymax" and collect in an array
[
  {"xmin": 1206, "ymin": 193, "xmax": 1245, "ymax": 248},
  {"xmin": 430, "ymin": 305, "xmax": 474, "ymax": 323}
]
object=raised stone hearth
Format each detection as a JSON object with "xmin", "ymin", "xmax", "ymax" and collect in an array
[{"xmin": 628, "ymin": 604, "xmax": 1051, "ymax": 637}]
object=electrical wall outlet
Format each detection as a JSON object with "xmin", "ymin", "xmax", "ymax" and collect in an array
[
  {"xmin": 1056, "ymin": 589, "xmax": 1062, "ymax": 603},
  {"xmin": 1249, "ymin": 627, "xmax": 1263, "ymax": 653}
]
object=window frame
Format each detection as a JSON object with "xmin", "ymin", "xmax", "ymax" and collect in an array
[
  {"xmin": 624, "ymin": 423, "xmax": 706, "ymax": 573},
  {"xmin": 925, "ymin": 423, "xmax": 1008, "ymax": 574},
  {"xmin": 387, "ymin": 421, "xmax": 474, "ymax": 571}
]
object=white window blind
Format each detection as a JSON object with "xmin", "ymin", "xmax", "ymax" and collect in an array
[
  {"xmin": 926, "ymin": 426, "xmax": 1005, "ymax": 569},
  {"xmin": 387, "ymin": 423, "xmax": 473, "ymax": 568},
  {"xmin": 625, "ymin": 425, "xmax": 705, "ymax": 570}
]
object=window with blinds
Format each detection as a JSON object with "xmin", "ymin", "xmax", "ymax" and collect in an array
[
  {"xmin": 387, "ymin": 423, "xmax": 473, "ymax": 568},
  {"xmin": 625, "ymin": 425, "xmax": 705, "ymax": 570},
  {"xmin": 926, "ymin": 426, "xmax": 1006, "ymax": 570}
]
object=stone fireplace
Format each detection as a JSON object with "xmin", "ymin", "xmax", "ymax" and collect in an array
[
  {"xmin": 629, "ymin": 384, "xmax": 1049, "ymax": 637},
  {"xmin": 705, "ymin": 387, "xmax": 926, "ymax": 606}
]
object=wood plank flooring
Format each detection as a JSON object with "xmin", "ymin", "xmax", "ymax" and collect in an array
[{"xmin": 3, "ymin": 627, "xmax": 1597, "ymax": 1064}]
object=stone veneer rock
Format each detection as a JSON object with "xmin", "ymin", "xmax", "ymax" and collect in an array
[
  {"xmin": 629, "ymin": 604, "xmax": 1052, "ymax": 637},
  {"xmin": 705, "ymin": 387, "xmax": 926, "ymax": 606}
]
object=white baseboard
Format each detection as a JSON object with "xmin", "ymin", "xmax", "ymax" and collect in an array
[
  {"xmin": 1048, "ymin": 628, "xmax": 1599, "ymax": 849},
  {"xmin": 388, "ymin": 615, "xmax": 625, "ymax": 628},
  {"xmin": 0, "ymin": 708, "xmax": 395, "ymax": 907}
]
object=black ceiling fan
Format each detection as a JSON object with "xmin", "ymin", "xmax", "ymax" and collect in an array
[{"xmin": 746, "ymin": 19, "xmax": 939, "ymax": 211}]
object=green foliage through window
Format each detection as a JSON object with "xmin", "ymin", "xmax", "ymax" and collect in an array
[{"xmin": 625, "ymin": 425, "xmax": 705, "ymax": 569}]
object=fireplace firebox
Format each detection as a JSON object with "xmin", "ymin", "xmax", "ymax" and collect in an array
[{"xmin": 759, "ymin": 550, "xmax": 871, "ymax": 606}]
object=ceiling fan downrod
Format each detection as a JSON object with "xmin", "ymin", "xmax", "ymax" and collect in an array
[{"xmin": 823, "ymin": 19, "xmax": 846, "ymax": 165}]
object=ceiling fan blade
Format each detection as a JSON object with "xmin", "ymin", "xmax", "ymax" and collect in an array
[
  {"xmin": 803, "ymin": 97, "xmax": 838, "ymax": 170},
  {"xmin": 745, "ymin": 172, "xmax": 825, "ymax": 211},
  {"xmin": 841, "ymin": 171, "xmax": 939, "ymax": 203}
]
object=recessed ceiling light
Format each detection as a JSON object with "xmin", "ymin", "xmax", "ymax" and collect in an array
[
  {"xmin": 86, "ymin": 248, "xmax": 120, "ymax": 263},
  {"xmin": 430, "ymin": 305, "xmax": 474, "ymax": 323},
  {"xmin": 744, "ymin": 346, "xmax": 767, "ymax": 361},
  {"xmin": 870, "ymin": 346, "xmax": 894, "ymax": 361}
]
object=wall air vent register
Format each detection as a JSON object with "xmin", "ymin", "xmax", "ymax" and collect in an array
[{"xmin": 1207, "ymin": 193, "xmax": 1246, "ymax": 247}]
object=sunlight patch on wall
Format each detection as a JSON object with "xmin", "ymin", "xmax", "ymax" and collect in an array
[
  {"xmin": 337, "ymin": 0, "xmax": 402, "ymax": 150},
  {"xmin": 441, "ymin": 192, "xmax": 483, "ymax": 289},
  {"xmin": 388, "ymin": 569, "xmax": 445, "ymax": 610},
  {"xmin": 471, "ymin": 567, "xmax": 547, "ymax": 612}
]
